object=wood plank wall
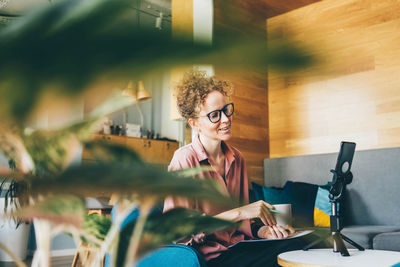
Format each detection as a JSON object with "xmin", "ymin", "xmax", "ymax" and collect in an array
[
  {"xmin": 171, "ymin": 1, "xmax": 270, "ymax": 185},
  {"xmin": 171, "ymin": 0, "xmax": 193, "ymax": 41},
  {"xmin": 215, "ymin": 70, "xmax": 269, "ymax": 185},
  {"xmin": 214, "ymin": 1, "xmax": 269, "ymax": 185},
  {"xmin": 267, "ymin": 0, "xmax": 400, "ymax": 158}
]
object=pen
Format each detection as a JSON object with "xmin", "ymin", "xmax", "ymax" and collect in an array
[{"xmin": 269, "ymin": 208, "xmax": 282, "ymax": 214}]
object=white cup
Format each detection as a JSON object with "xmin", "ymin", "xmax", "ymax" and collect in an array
[{"xmin": 272, "ymin": 204, "xmax": 292, "ymax": 227}]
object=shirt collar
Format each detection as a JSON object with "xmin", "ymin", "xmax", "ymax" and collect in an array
[
  {"xmin": 191, "ymin": 134, "xmax": 236, "ymax": 164},
  {"xmin": 191, "ymin": 134, "xmax": 209, "ymax": 162}
]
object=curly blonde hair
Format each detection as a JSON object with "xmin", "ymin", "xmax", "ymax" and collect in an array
[{"xmin": 175, "ymin": 70, "xmax": 233, "ymax": 120}]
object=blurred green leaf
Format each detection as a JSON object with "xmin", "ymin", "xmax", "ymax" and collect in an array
[
  {"xmin": 87, "ymin": 94, "xmax": 135, "ymax": 120},
  {"xmin": 23, "ymin": 129, "xmax": 80, "ymax": 176},
  {"xmin": 140, "ymin": 208, "xmax": 238, "ymax": 254},
  {"xmin": 117, "ymin": 208, "xmax": 237, "ymax": 263},
  {"xmin": 22, "ymin": 119, "xmax": 97, "ymax": 176},
  {"xmin": 82, "ymin": 140, "xmax": 143, "ymax": 164},
  {"xmin": 171, "ymin": 166, "xmax": 213, "ymax": 178},
  {"xmin": 266, "ymin": 40, "xmax": 314, "ymax": 71},
  {"xmin": 81, "ymin": 213, "xmax": 112, "ymax": 246},
  {"xmin": 0, "ymin": 0, "xmax": 313, "ymax": 124},
  {"xmin": 0, "ymin": 0, "xmax": 316, "ymax": 265},
  {"xmin": 12, "ymin": 195, "xmax": 85, "ymax": 227},
  {"xmin": 29, "ymin": 162, "xmax": 235, "ymax": 208},
  {"xmin": 0, "ymin": 129, "xmax": 35, "ymax": 173},
  {"xmin": 21, "ymin": 92, "xmax": 138, "ymax": 176}
]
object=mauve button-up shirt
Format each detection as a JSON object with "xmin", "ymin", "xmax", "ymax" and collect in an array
[{"xmin": 164, "ymin": 134, "xmax": 254, "ymax": 261}]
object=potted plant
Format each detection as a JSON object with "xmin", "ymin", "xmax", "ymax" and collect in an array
[{"xmin": 0, "ymin": 170, "xmax": 30, "ymax": 264}]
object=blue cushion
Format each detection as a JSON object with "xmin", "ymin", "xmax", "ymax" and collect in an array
[
  {"xmin": 251, "ymin": 183, "xmax": 264, "ymax": 202},
  {"xmin": 251, "ymin": 182, "xmax": 286, "ymax": 204},
  {"xmin": 262, "ymin": 186, "xmax": 286, "ymax": 205}
]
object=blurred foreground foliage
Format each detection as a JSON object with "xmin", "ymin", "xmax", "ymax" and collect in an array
[{"xmin": 0, "ymin": 0, "xmax": 313, "ymax": 266}]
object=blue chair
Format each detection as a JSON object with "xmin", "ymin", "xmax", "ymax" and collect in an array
[
  {"xmin": 104, "ymin": 204, "xmax": 206, "ymax": 267},
  {"xmin": 137, "ymin": 244, "xmax": 206, "ymax": 267}
]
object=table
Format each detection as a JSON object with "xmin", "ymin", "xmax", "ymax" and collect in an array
[{"xmin": 278, "ymin": 249, "xmax": 400, "ymax": 267}]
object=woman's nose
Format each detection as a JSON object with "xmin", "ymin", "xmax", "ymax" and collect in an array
[{"xmin": 221, "ymin": 111, "xmax": 229, "ymax": 122}]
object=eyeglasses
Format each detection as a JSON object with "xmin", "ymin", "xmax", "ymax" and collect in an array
[{"xmin": 199, "ymin": 103, "xmax": 234, "ymax": 123}]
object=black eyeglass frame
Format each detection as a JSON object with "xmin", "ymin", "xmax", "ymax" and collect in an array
[{"xmin": 198, "ymin": 103, "xmax": 234, "ymax": 123}]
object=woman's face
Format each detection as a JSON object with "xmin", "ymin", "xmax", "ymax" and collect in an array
[{"xmin": 195, "ymin": 90, "xmax": 232, "ymax": 141}]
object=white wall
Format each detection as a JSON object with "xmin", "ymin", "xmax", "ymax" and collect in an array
[
  {"xmin": 160, "ymin": 72, "xmax": 185, "ymax": 143},
  {"xmin": 193, "ymin": 0, "xmax": 213, "ymax": 45},
  {"xmin": 109, "ymin": 70, "xmax": 185, "ymax": 143}
]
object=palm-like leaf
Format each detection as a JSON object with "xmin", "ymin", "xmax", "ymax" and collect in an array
[
  {"xmin": 29, "ymin": 162, "xmax": 235, "ymax": 208},
  {"xmin": 0, "ymin": 0, "xmax": 312, "ymax": 124},
  {"xmin": 23, "ymin": 128, "xmax": 82, "ymax": 175},
  {"xmin": 22, "ymin": 93, "xmax": 136, "ymax": 175},
  {"xmin": 139, "ymin": 208, "xmax": 238, "ymax": 254},
  {"xmin": 115, "ymin": 208, "xmax": 237, "ymax": 264},
  {"xmin": 172, "ymin": 166, "xmax": 214, "ymax": 178},
  {"xmin": 0, "ymin": 1, "xmax": 315, "ymax": 266},
  {"xmin": 81, "ymin": 213, "xmax": 112, "ymax": 246},
  {"xmin": 82, "ymin": 140, "xmax": 143, "ymax": 164},
  {"xmin": 12, "ymin": 195, "xmax": 86, "ymax": 228}
]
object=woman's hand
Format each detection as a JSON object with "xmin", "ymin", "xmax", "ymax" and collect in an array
[
  {"xmin": 215, "ymin": 200, "xmax": 277, "ymax": 226},
  {"xmin": 236, "ymin": 200, "xmax": 277, "ymax": 226},
  {"xmin": 257, "ymin": 224, "xmax": 295, "ymax": 239}
]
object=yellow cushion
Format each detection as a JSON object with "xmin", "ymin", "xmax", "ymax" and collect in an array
[{"xmin": 314, "ymin": 207, "xmax": 330, "ymax": 227}]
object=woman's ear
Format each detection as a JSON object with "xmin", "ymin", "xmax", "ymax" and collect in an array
[{"xmin": 188, "ymin": 118, "xmax": 200, "ymax": 132}]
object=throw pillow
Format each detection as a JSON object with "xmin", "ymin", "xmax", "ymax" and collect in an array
[
  {"xmin": 314, "ymin": 185, "xmax": 340, "ymax": 227},
  {"xmin": 250, "ymin": 182, "xmax": 286, "ymax": 204},
  {"xmin": 251, "ymin": 182, "xmax": 264, "ymax": 202},
  {"xmin": 283, "ymin": 181, "xmax": 318, "ymax": 228},
  {"xmin": 262, "ymin": 186, "xmax": 287, "ymax": 205}
]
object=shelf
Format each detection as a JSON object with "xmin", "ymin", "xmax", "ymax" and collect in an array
[{"xmin": 82, "ymin": 134, "xmax": 179, "ymax": 166}]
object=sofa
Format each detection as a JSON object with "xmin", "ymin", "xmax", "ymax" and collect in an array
[
  {"xmin": 105, "ymin": 146, "xmax": 400, "ymax": 266},
  {"xmin": 263, "ymin": 146, "xmax": 400, "ymax": 251}
]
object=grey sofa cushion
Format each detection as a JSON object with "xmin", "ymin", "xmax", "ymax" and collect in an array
[
  {"xmin": 263, "ymin": 147, "xmax": 400, "ymax": 252},
  {"xmin": 263, "ymin": 147, "xmax": 400, "ymax": 226},
  {"xmin": 373, "ymin": 232, "xmax": 400, "ymax": 251},
  {"xmin": 341, "ymin": 226, "xmax": 400, "ymax": 249}
]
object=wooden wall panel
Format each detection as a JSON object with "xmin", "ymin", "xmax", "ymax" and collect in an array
[
  {"xmin": 171, "ymin": 0, "xmax": 193, "ymax": 41},
  {"xmin": 171, "ymin": 0, "xmax": 194, "ymax": 122},
  {"xmin": 267, "ymin": 0, "xmax": 400, "ymax": 158},
  {"xmin": 214, "ymin": 1, "xmax": 270, "ymax": 186},
  {"xmin": 171, "ymin": 1, "xmax": 271, "ymax": 185},
  {"xmin": 216, "ymin": 70, "xmax": 269, "ymax": 186}
]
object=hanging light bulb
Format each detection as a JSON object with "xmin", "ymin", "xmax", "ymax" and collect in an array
[{"xmin": 155, "ymin": 12, "xmax": 163, "ymax": 30}]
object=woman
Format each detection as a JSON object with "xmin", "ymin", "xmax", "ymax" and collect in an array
[{"xmin": 164, "ymin": 70, "xmax": 305, "ymax": 267}]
